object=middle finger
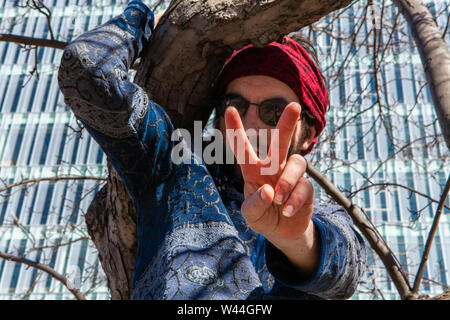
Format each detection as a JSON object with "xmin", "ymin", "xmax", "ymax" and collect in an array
[
  {"xmin": 267, "ymin": 102, "xmax": 301, "ymax": 166},
  {"xmin": 273, "ymin": 154, "xmax": 307, "ymax": 205}
]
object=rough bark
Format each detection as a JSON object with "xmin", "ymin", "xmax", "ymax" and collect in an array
[
  {"xmin": 85, "ymin": 162, "xmax": 137, "ymax": 300},
  {"xmin": 86, "ymin": 0, "xmax": 353, "ymax": 299},
  {"xmin": 393, "ymin": 0, "xmax": 450, "ymax": 150}
]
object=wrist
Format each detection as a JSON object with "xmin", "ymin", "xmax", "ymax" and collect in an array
[{"xmin": 268, "ymin": 220, "xmax": 320, "ymax": 276}]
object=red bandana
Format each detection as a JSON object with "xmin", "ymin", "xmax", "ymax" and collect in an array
[{"xmin": 216, "ymin": 36, "xmax": 328, "ymax": 155}]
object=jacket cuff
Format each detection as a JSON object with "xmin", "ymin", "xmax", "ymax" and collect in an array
[{"xmin": 265, "ymin": 217, "xmax": 327, "ymax": 289}]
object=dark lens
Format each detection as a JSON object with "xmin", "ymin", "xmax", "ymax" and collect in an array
[
  {"xmin": 259, "ymin": 98, "xmax": 288, "ymax": 126},
  {"xmin": 224, "ymin": 95, "xmax": 249, "ymax": 117}
]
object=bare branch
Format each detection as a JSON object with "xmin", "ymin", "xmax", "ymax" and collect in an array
[
  {"xmin": 0, "ymin": 251, "xmax": 86, "ymax": 300},
  {"xmin": 0, "ymin": 176, "xmax": 106, "ymax": 193},
  {"xmin": 349, "ymin": 182, "xmax": 450, "ymax": 211}
]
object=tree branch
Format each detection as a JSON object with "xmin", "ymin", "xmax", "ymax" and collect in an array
[
  {"xmin": 135, "ymin": 0, "xmax": 353, "ymax": 132},
  {"xmin": 0, "ymin": 33, "xmax": 67, "ymax": 49},
  {"xmin": 0, "ymin": 251, "xmax": 86, "ymax": 300},
  {"xmin": 393, "ymin": 0, "xmax": 450, "ymax": 149},
  {"xmin": 412, "ymin": 174, "xmax": 450, "ymax": 296},
  {"xmin": 0, "ymin": 34, "xmax": 140, "ymax": 71},
  {"xmin": 0, "ymin": 176, "xmax": 106, "ymax": 194},
  {"xmin": 348, "ymin": 183, "xmax": 450, "ymax": 211}
]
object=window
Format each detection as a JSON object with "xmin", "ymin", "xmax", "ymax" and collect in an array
[
  {"xmin": 57, "ymin": 125, "xmax": 68, "ymax": 164},
  {"xmin": 40, "ymin": 76, "xmax": 53, "ymax": 112},
  {"xmin": 9, "ymin": 239, "xmax": 27, "ymax": 292},
  {"xmin": 40, "ymin": 183, "xmax": 55, "ymax": 225},
  {"xmin": 39, "ymin": 123, "xmax": 54, "ymax": 165},
  {"xmin": 10, "ymin": 75, "xmax": 25, "ymax": 113},
  {"xmin": 11, "ymin": 123, "xmax": 26, "ymax": 164}
]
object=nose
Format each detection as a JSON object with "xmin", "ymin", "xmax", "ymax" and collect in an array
[{"xmin": 241, "ymin": 105, "xmax": 263, "ymax": 131}]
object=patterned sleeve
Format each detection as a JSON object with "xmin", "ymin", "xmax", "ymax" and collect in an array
[
  {"xmin": 57, "ymin": 1, "xmax": 175, "ymax": 198},
  {"xmin": 265, "ymin": 202, "xmax": 367, "ymax": 299}
]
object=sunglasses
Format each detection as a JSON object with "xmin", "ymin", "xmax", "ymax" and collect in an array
[{"xmin": 217, "ymin": 93, "xmax": 315, "ymax": 127}]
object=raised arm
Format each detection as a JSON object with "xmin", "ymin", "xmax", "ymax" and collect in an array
[
  {"xmin": 224, "ymin": 104, "xmax": 366, "ymax": 299},
  {"xmin": 265, "ymin": 202, "xmax": 367, "ymax": 299},
  {"xmin": 58, "ymin": 1, "xmax": 174, "ymax": 198}
]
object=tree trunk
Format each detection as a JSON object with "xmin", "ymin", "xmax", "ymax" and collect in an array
[
  {"xmin": 393, "ymin": 0, "xmax": 450, "ymax": 150},
  {"xmin": 85, "ymin": 162, "xmax": 137, "ymax": 300},
  {"xmin": 86, "ymin": 0, "xmax": 353, "ymax": 299}
]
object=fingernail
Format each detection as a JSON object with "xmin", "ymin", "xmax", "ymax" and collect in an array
[
  {"xmin": 282, "ymin": 205, "xmax": 294, "ymax": 217},
  {"xmin": 260, "ymin": 188, "xmax": 267, "ymax": 202},
  {"xmin": 274, "ymin": 192, "xmax": 284, "ymax": 205}
]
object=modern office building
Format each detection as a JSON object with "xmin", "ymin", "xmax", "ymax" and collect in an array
[{"xmin": 0, "ymin": 0, "xmax": 448, "ymax": 299}]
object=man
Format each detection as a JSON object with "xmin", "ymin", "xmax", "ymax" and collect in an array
[{"xmin": 58, "ymin": 0, "xmax": 366, "ymax": 300}]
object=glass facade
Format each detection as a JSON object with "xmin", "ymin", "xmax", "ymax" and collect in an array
[{"xmin": 0, "ymin": 0, "xmax": 448, "ymax": 299}]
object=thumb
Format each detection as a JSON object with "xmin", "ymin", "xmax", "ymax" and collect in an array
[{"xmin": 241, "ymin": 184, "xmax": 274, "ymax": 226}]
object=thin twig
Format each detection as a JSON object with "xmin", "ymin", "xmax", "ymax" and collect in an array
[
  {"xmin": 412, "ymin": 174, "xmax": 450, "ymax": 296},
  {"xmin": 0, "ymin": 176, "xmax": 106, "ymax": 193},
  {"xmin": 349, "ymin": 182, "xmax": 450, "ymax": 211}
]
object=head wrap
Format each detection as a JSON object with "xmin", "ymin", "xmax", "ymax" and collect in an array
[{"xmin": 215, "ymin": 36, "xmax": 328, "ymax": 155}]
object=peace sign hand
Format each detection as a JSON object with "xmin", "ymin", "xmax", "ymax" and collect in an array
[{"xmin": 225, "ymin": 102, "xmax": 319, "ymax": 274}]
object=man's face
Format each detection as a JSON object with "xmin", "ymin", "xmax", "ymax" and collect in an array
[{"xmin": 218, "ymin": 74, "xmax": 315, "ymax": 161}]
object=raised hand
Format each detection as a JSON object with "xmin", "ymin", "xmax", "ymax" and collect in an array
[{"xmin": 225, "ymin": 102, "xmax": 319, "ymax": 273}]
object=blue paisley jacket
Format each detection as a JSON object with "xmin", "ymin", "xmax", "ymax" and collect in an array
[{"xmin": 57, "ymin": 0, "xmax": 366, "ymax": 300}]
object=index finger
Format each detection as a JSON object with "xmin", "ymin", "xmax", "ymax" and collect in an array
[
  {"xmin": 267, "ymin": 102, "xmax": 301, "ymax": 165},
  {"xmin": 224, "ymin": 106, "xmax": 259, "ymax": 170}
]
